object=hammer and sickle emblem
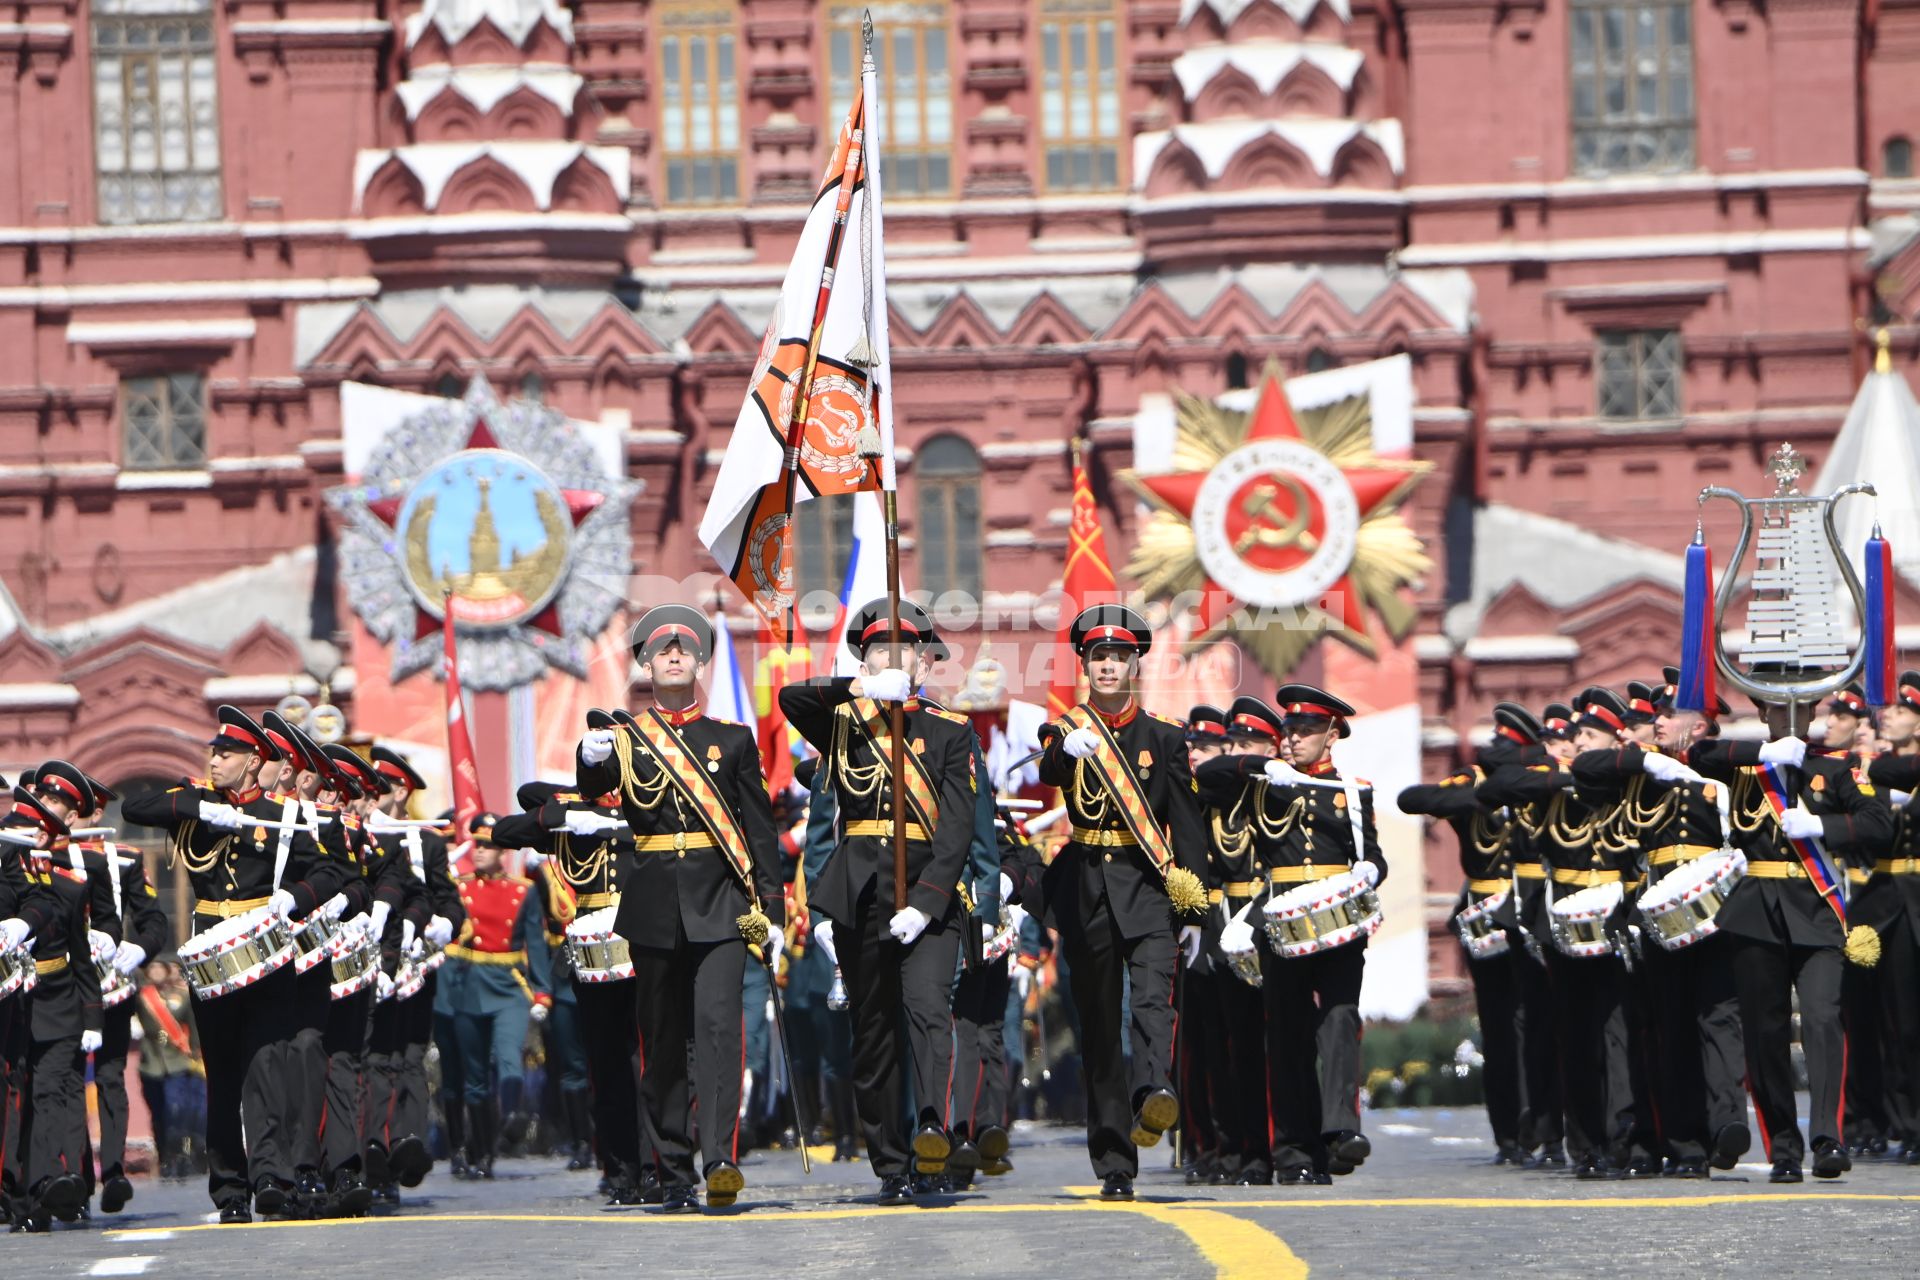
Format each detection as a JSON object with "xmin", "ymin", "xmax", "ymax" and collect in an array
[{"xmin": 1233, "ymin": 476, "xmax": 1320, "ymax": 556}]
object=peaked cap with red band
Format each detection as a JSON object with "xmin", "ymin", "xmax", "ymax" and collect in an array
[
  {"xmin": 1492, "ymin": 702, "xmax": 1542, "ymax": 746},
  {"xmin": 323, "ymin": 745, "xmax": 388, "ymax": 798},
  {"xmin": 1185, "ymin": 704, "xmax": 1229, "ymax": 741},
  {"xmin": 31, "ymin": 759, "xmax": 98, "ymax": 818},
  {"xmin": 631, "ymin": 604, "xmax": 715, "ymax": 664},
  {"xmin": 845, "ymin": 597, "xmax": 939, "ymax": 657},
  {"xmin": 209, "ymin": 704, "xmax": 284, "ymax": 762},
  {"xmin": 370, "ymin": 745, "xmax": 427, "ymax": 794},
  {"xmin": 1069, "ymin": 603, "xmax": 1153, "ymax": 657},
  {"xmin": 1276, "ymin": 683, "xmax": 1355, "ymax": 738},
  {"xmin": 1226, "ymin": 695, "xmax": 1283, "ymax": 742},
  {"xmin": 1571, "ymin": 686, "xmax": 1629, "ymax": 735}
]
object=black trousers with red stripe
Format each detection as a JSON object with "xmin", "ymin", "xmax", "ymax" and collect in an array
[
  {"xmin": 629, "ymin": 934, "xmax": 747, "ymax": 1189},
  {"xmin": 573, "ymin": 977, "xmax": 650, "ymax": 1181},
  {"xmin": 1730, "ymin": 935, "xmax": 1843, "ymax": 1164},
  {"xmin": 1260, "ymin": 940, "xmax": 1365, "ymax": 1173},
  {"xmin": 951, "ymin": 954, "xmax": 1012, "ymax": 1141},
  {"xmin": 1056, "ymin": 892, "xmax": 1177, "ymax": 1180}
]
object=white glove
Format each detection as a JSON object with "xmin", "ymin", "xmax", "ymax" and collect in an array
[
  {"xmin": 1264, "ymin": 759, "xmax": 1309, "ymax": 787},
  {"xmin": 1355, "ymin": 861, "xmax": 1381, "ymax": 888},
  {"xmin": 563, "ymin": 809, "xmax": 625, "ymax": 836},
  {"xmin": 766, "ymin": 927, "xmax": 786, "ymax": 964},
  {"xmin": 1892, "ymin": 790, "xmax": 1913, "ymax": 810},
  {"xmin": 1006, "ymin": 901, "xmax": 1030, "ymax": 935},
  {"xmin": 401, "ymin": 920, "xmax": 417, "ymax": 953},
  {"xmin": 1013, "ymin": 964, "xmax": 1033, "ymax": 1001},
  {"xmin": 369, "ymin": 902, "xmax": 392, "ymax": 940},
  {"xmin": 322, "ymin": 894, "xmax": 350, "ymax": 921},
  {"xmin": 80, "ymin": 1030, "xmax": 103, "ymax": 1055},
  {"xmin": 1758, "ymin": 736, "xmax": 1808, "ymax": 768},
  {"xmin": 861, "ymin": 668, "xmax": 912, "ymax": 704},
  {"xmin": 999, "ymin": 872, "xmax": 1014, "ymax": 903},
  {"xmin": 425, "ymin": 915, "xmax": 454, "ymax": 947},
  {"xmin": 1179, "ymin": 924, "xmax": 1203, "ymax": 968},
  {"xmin": 269, "ymin": 889, "xmax": 297, "ymax": 921},
  {"xmin": 1220, "ymin": 916, "xmax": 1257, "ymax": 954},
  {"xmin": 529, "ymin": 1000, "xmax": 550, "ymax": 1024},
  {"xmin": 113, "ymin": 941, "xmax": 147, "ymax": 975},
  {"xmin": 376, "ymin": 970, "xmax": 395, "ymax": 1001},
  {"xmin": 1780, "ymin": 806, "xmax": 1825, "ymax": 841},
  {"xmin": 0, "ymin": 918, "xmax": 28, "ymax": 949},
  {"xmin": 888, "ymin": 905, "xmax": 931, "ymax": 945},
  {"xmin": 129, "ymin": 1021, "xmax": 144, "ymax": 1043},
  {"xmin": 580, "ymin": 729, "xmax": 617, "ymax": 766},
  {"xmin": 198, "ymin": 800, "xmax": 245, "ymax": 829},
  {"xmin": 1062, "ymin": 728, "xmax": 1101, "ymax": 759},
  {"xmin": 1642, "ymin": 752, "xmax": 1691, "ymax": 783},
  {"xmin": 524, "ymin": 851, "xmax": 547, "ymax": 869},
  {"xmin": 812, "ymin": 919, "xmax": 838, "ymax": 966}
]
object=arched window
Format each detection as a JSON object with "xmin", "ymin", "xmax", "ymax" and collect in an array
[
  {"xmin": 1305, "ymin": 347, "xmax": 1336, "ymax": 374},
  {"xmin": 435, "ymin": 372, "xmax": 464, "ymax": 399},
  {"xmin": 1887, "ymin": 137, "xmax": 1914, "ymax": 180},
  {"xmin": 915, "ymin": 436, "xmax": 983, "ymax": 600},
  {"xmin": 1224, "ymin": 352, "xmax": 1250, "ymax": 389},
  {"xmin": 521, "ymin": 371, "xmax": 545, "ymax": 404}
]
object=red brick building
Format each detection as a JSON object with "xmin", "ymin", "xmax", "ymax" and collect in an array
[{"xmin": 3, "ymin": 0, "xmax": 1918, "ymax": 992}]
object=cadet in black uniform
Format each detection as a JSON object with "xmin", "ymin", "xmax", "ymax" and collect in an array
[
  {"xmin": 121, "ymin": 705, "xmax": 352, "ymax": 1223},
  {"xmin": 1860, "ymin": 674, "xmax": 1920, "ymax": 1163},
  {"xmin": 1689, "ymin": 685, "xmax": 1892, "ymax": 1181},
  {"xmin": 1, "ymin": 792, "xmax": 61, "ymax": 1228},
  {"xmin": 1573, "ymin": 681, "xmax": 1749, "ymax": 1177},
  {"xmin": 1038, "ymin": 605, "xmax": 1206, "ymax": 1201},
  {"xmin": 495, "ymin": 763, "xmax": 656, "ymax": 1206},
  {"xmin": 1180, "ymin": 705, "xmax": 1236, "ymax": 1184},
  {"xmin": 578, "ymin": 606, "xmax": 784, "ymax": 1212},
  {"xmin": 1201, "ymin": 685, "xmax": 1385, "ymax": 1184},
  {"xmin": 6, "ymin": 787, "xmax": 100, "ymax": 1232},
  {"xmin": 1399, "ymin": 703, "xmax": 1534, "ymax": 1165},
  {"xmin": 779, "ymin": 598, "xmax": 976, "ymax": 1207}
]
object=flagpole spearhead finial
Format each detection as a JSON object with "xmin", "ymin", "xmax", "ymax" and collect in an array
[
  {"xmin": 862, "ymin": 10, "xmax": 875, "ymax": 57},
  {"xmin": 1876, "ymin": 327, "xmax": 1893, "ymax": 375}
]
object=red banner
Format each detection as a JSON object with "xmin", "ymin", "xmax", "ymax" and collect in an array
[
  {"xmin": 1047, "ymin": 440, "xmax": 1118, "ymax": 720},
  {"xmin": 445, "ymin": 619, "xmax": 487, "ymax": 842}
]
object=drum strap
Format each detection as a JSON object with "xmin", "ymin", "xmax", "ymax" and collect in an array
[
  {"xmin": 1342, "ymin": 781, "xmax": 1365, "ymax": 872},
  {"xmin": 105, "ymin": 840, "xmax": 123, "ymax": 920},
  {"xmin": 406, "ymin": 827, "xmax": 425, "ymax": 882},
  {"xmin": 272, "ymin": 798, "xmax": 300, "ymax": 889}
]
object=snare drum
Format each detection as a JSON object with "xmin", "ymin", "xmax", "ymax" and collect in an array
[
  {"xmin": 1549, "ymin": 882, "xmax": 1624, "ymax": 959},
  {"xmin": 1456, "ymin": 888, "xmax": 1512, "ymax": 961},
  {"xmin": 0, "ymin": 937, "xmax": 34, "ymax": 1002},
  {"xmin": 90, "ymin": 929, "xmax": 134, "ymax": 1009},
  {"xmin": 1262, "ymin": 870, "xmax": 1383, "ymax": 959},
  {"xmin": 329, "ymin": 918, "xmax": 380, "ymax": 1000},
  {"xmin": 391, "ymin": 951, "xmax": 427, "ymax": 1002},
  {"xmin": 292, "ymin": 911, "xmax": 347, "ymax": 975},
  {"xmin": 565, "ymin": 907, "xmax": 633, "ymax": 984},
  {"xmin": 1640, "ymin": 849, "xmax": 1747, "ymax": 951},
  {"xmin": 178, "ymin": 907, "xmax": 296, "ymax": 1000}
]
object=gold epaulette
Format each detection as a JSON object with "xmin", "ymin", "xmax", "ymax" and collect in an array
[
  {"xmin": 1147, "ymin": 710, "xmax": 1184, "ymax": 727},
  {"xmin": 923, "ymin": 705, "xmax": 968, "ymax": 725},
  {"xmin": 709, "ymin": 715, "xmax": 746, "ymax": 728},
  {"xmin": 552, "ymin": 792, "xmax": 582, "ymax": 804}
]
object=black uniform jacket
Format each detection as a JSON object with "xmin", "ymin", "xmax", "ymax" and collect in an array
[
  {"xmin": 122, "ymin": 782, "xmax": 353, "ymax": 929},
  {"xmin": 578, "ymin": 710, "xmax": 784, "ymax": 945}
]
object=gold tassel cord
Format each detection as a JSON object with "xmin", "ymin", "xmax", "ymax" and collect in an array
[
  {"xmin": 1165, "ymin": 865, "xmax": 1209, "ymax": 917},
  {"xmin": 737, "ymin": 902, "xmax": 773, "ymax": 949},
  {"xmin": 1846, "ymin": 924, "xmax": 1882, "ymax": 968}
]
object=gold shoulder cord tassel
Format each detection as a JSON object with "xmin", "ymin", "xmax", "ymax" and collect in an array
[
  {"xmin": 737, "ymin": 902, "xmax": 773, "ymax": 949},
  {"xmin": 1164, "ymin": 865, "xmax": 1208, "ymax": 917},
  {"xmin": 1846, "ymin": 923, "xmax": 1882, "ymax": 968}
]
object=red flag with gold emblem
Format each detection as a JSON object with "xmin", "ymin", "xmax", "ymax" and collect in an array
[
  {"xmin": 1047, "ymin": 440, "xmax": 1118, "ymax": 719},
  {"xmin": 444, "ymin": 618, "xmax": 487, "ymax": 841}
]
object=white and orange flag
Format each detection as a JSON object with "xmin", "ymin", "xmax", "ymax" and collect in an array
[{"xmin": 697, "ymin": 41, "xmax": 893, "ymax": 645}]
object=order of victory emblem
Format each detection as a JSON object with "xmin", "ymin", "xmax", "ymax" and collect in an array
[
  {"xmin": 326, "ymin": 377, "xmax": 638, "ymax": 690},
  {"xmin": 1123, "ymin": 365, "xmax": 1432, "ymax": 679}
]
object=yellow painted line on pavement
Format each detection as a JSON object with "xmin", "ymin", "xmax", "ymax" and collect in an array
[
  {"xmin": 1129, "ymin": 1203, "xmax": 1309, "ymax": 1279},
  {"xmin": 1184, "ymin": 1193, "xmax": 1920, "ymax": 1210}
]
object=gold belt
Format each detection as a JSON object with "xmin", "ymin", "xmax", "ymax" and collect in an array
[
  {"xmin": 576, "ymin": 891, "xmax": 620, "ymax": 911},
  {"xmin": 1849, "ymin": 868, "xmax": 1871, "ymax": 886},
  {"xmin": 1268, "ymin": 864, "xmax": 1347, "ymax": 885},
  {"xmin": 35, "ymin": 956, "xmax": 68, "ymax": 975},
  {"xmin": 1467, "ymin": 878, "xmax": 1508, "ymax": 895},
  {"xmin": 1552, "ymin": 868, "xmax": 1622, "ymax": 887},
  {"xmin": 193, "ymin": 895, "xmax": 273, "ymax": 920},
  {"xmin": 1070, "ymin": 827, "xmax": 1139, "ymax": 847},
  {"xmin": 1743, "ymin": 861, "xmax": 1807, "ymax": 880},
  {"xmin": 1876, "ymin": 858, "xmax": 1920, "ymax": 876},
  {"xmin": 1222, "ymin": 879, "xmax": 1263, "ymax": 898},
  {"xmin": 1207, "ymin": 889, "xmax": 1224, "ymax": 905},
  {"xmin": 634, "ymin": 832, "xmax": 716, "ymax": 852},
  {"xmin": 1648, "ymin": 844, "xmax": 1721, "ymax": 868},
  {"xmin": 844, "ymin": 821, "xmax": 931, "ymax": 843},
  {"xmin": 445, "ymin": 945, "xmax": 527, "ymax": 966},
  {"xmin": 1512, "ymin": 864, "xmax": 1547, "ymax": 880}
]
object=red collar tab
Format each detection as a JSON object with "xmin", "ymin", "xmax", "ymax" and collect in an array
[
  {"xmin": 595, "ymin": 792, "xmax": 621, "ymax": 808},
  {"xmin": 1305, "ymin": 758, "xmax": 1339, "ymax": 777},
  {"xmin": 1086, "ymin": 625, "xmax": 1136, "ymax": 647},
  {"xmin": 657, "ymin": 704, "xmax": 703, "ymax": 727},
  {"xmin": 225, "ymin": 786, "xmax": 263, "ymax": 806},
  {"xmin": 1094, "ymin": 700, "xmax": 1138, "ymax": 729}
]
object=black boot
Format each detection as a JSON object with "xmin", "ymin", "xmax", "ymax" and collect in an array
[
  {"xmin": 443, "ymin": 1093, "xmax": 469, "ymax": 1179},
  {"xmin": 562, "ymin": 1088, "xmax": 594, "ymax": 1171},
  {"xmin": 467, "ymin": 1099, "xmax": 496, "ymax": 1179},
  {"xmin": 499, "ymin": 1077, "xmax": 530, "ymax": 1151},
  {"xmin": 829, "ymin": 1076, "xmax": 860, "ymax": 1162}
]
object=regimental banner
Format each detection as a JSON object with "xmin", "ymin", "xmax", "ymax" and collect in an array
[{"xmin": 327, "ymin": 378, "xmax": 638, "ymax": 691}]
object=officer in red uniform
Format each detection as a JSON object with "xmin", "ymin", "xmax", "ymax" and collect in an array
[{"xmin": 442, "ymin": 826, "xmax": 551, "ymax": 1179}]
